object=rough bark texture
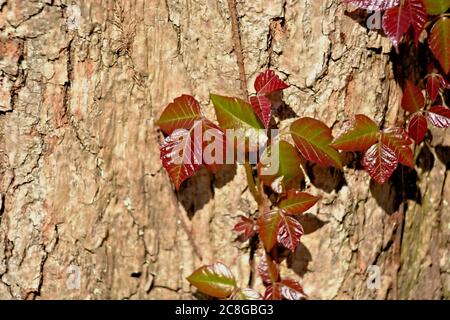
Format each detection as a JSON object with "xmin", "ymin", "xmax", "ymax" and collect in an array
[{"xmin": 0, "ymin": 0, "xmax": 448, "ymax": 300}]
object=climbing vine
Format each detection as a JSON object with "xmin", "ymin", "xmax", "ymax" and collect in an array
[{"xmin": 156, "ymin": 0, "xmax": 449, "ymax": 300}]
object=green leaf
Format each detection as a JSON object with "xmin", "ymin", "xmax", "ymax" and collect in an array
[
  {"xmin": 156, "ymin": 95, "xmax": 202, "ymax": 135},
  {"xmin": 423, "ymin": 0, "xmax": 450, "ymax": 15},
  {"xmin": 290, "ymin": 117, "xmax": 342, "ymax": 168},
  {"xmin": 187, "ymin": 262, "xmax": 237, "ymax": 298},
  {"xmin": 330, "ymin": 114, "xmax": 379, "ymax": 152},
  {"xmin": 259, "ymin": 141, "xmax": 304, "ymax": 193},
  {"xmin": 279, "ymin": 190, "xmax": 320, "ymax": 215},
  {"xmin": 430, "ymin": 18, "xmax": 450, "ymax": 74},
  {"xmin": 211, "ymin": 94, "xmax": 264, "ymax": 130}
]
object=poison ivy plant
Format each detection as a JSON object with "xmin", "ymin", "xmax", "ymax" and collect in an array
[{"xmin": 157, "ymin": 12, "xmax": 449, "ymax": 296}]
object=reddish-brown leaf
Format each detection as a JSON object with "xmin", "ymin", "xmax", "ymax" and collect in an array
[
  {"xmin": 381, "ymin": 127, "xmax": 414, "ymax": 167},
  {"xmin": 277, "ymin": 213, "xmax": 304, "ymax": 252},
  {"xmin": 426, "ymin": 106, "xmax": 450, "ymax": 128},
  {"xmin": 401, "ymin": 80, "xmax": 425, "ymax": 113},
  {"xmin": 157, "ymin": 95, "xmax": 202, "ymax": 135},
  {"xmin": 233, "ymin": 216, "xmax": 255, "ymax": 241},
  {"xmin": 250, "ymin": 95, "xmax": 272, "ymax": 128},
  {"xmin": 331, "ymin": 114, "xmax": 379, "ymax": 152},
  {"xmin": 279, "ymin": 279, "xmax": 307, "ymax": 300},
  {"xmin": 382, "ymin": 3, "xmax": 411, "ymax": 51},
  {"xmin": 202, "ymin": 119, "xmax": 226, "ymax": 174},
  {"xmin": 257, "ymin": 252, "xmax": 279, "ymax": 285},
  {"xmin": 426, "ymin": 75, "xmax": 442, "ymax": 103},
  {"xmin": 278, "ymin": 190, "xmax": 320, "ymax": 215},
  {"xmin": 159, "ymin": 121, "xmax": 203, "ymax": 190},
  {"xmin": 430, "ymin": 18, "xmax": 450, "ymax": 74},
  {"xmin": 290, "ymin": 117, "xmax": 342, "ymax": 168},
  {"xmin": 187, "ymin": 262, "xmax": 236, "ymax": 298},
  {"xmin": 362, "ymin": 143, "xmax": 399, "ymax": 184},
  {"xmin": 407, "ymin": 0, "xmax": 427, "ymax": 47},
  {"xmin": 254, "ymin": 70, "xmax": 289, "ymax": 95},
  {"xmin": 257, "ymin": 211, "xmax": 282, "ymax": 252},
  {"xmin": 342, "ymin": 0, "xmax": 399, "ymax": 10},
  {"xmin": 263, "ymin": 283, "xmax": 282, "ymax": 300},
  {"xmin": 231, "ymin": 288, "xmax": 262, "ymax": 300},
  {"xmin": 408, "ymin": 113, "xmax": 428, "ymax": 144}
]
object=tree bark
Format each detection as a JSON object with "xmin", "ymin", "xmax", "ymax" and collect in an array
[{"xmin": 0, "ymin": 0, "xmax": 448, "ymax": 299}]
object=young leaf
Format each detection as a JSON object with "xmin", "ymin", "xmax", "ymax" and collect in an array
[
  {"xmin": 259, "ymin": 141, "xmax": 304, "ymax": 193},
  {"xmin": 233, "ymin": 216, "xmax": 255, "ymax": 241},
  {"xmin": 254, "ymin": 70, "xmax": 289, "ymax": 95},
  {"xmin": 187, "ymin": 262, "xmax": 236, "ymax": 298},
  {"xmin": 231, "ymin": 288, "xmax": 262, "ymax": 300},
  {"xmin": 401, "ymin": 80, "xmax": 425, "ymax": 113},
  {"xmin": 430, "ymin": 18, "xmax": 450, "ymax": 74},
  {"xmin": 202, "ymin": 119, "xmax": 226, "ymax": 174},
  {"xmin": 264, "ymin": 283, "xmax": 282, "ymax": 300},
  {"xmin": 157, "ymin": 95, "xmax": 202, "ymax": 135},
  {"xmin": 257, "ymin": 211, "xmax": 282, "ymax": 252},
  {"xmin": 362, "ymin": 143, "xmax": 399, "ymax": 184},
  {"xmin": 257, "ymin": 252, "xmax": 280, "ymax": 285},
  {"xmin": 159, "ymin": 122, "xmax": 203, "ymax": 190},
  {"xmin": 426, "ymin": 75, "xmax": 442, "ymax": 103},
  {"xmin": 263, "ymin": 279, "xmax": 306, "ymax": 300},
  {"xmin": 382, "ymin": 3, "xmax": 411, "ymax": 51},
  {"xmin": 407, "ymin": 0, "xmax": 427, "ymax": 47},
  {"xmin": 330, "ymin": 114, "xmax": 379, "ymax": 151},
  {"xmin": 408, "ymin": 113, "xmax": 428, "ymax": 144},
  {"xmin": 277, "ymin": 213, "xmax": 304, "ymax": 252},
  {"xmin": 423, "ymin": 0, "xmax": 450, "ymax": 15},
  {"xmin": 381, "ymin": 128, "xmax": 414, "ymax": 167},
  {"xmin": 341, "ymin": 0, "xmax": 399, "ymax": 10},
  {"xmin": 426, "ymin": 106, "xmax": 450, "ymax": 128},
  {"xmin": 290, "ymin": 117, "xmax": 342, "ymax": 168},
  {"xmin": 278, "ymin": 190, "xmax": 320, "ymax": 215},
  {"xmin": 250, "ymin": 95, "xmax": 272, "ymax": 128},
  {"xmin": 279, "ymin": 279, "xmax": 307, "ymax": 300}
]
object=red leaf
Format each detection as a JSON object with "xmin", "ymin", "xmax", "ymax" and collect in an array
[
  {"xmin": 254, "ymin": 70, "xmax": 289, "ymax": 95},
  {"xmin": 279, "ymin": 279, "xmax": 307, "ymax": 300},
  {"xmin": 408, "ymin": 113, "xmax": 428, "ymax": 144},
  {"xmin": 257, "ymin": 211, "xmax": 282, "ymax": 252},
  {"xmin": 263, "ymin": 279, "xmax": 306, "ymax": 300},
  {"xmin": 381, "ymin": 127, "xmax": 414, "ymax": 167},
  {"xmin": 250, "ymin": 95, "xmax": 272, "ymax": 128},
  {"xmin": 362, "ymin": 143, "xmax": 399, "ymax": 184},
  {"xmin": 382, "ymin": 3, "xmax": 411, "ymax": 51},
  {"xmin": 159, "ymin": 121, "xmax": 203, "ymax": 190},
  {"xmin": 401, "ymin": 80, "xmax": 425, "ymax": 113},
  {"xmin": 342, "ymin": 0, "xmax": 399, "ymax": 10},
  {"xmin": 257, "ymin": 252, "xmax": 279, "ymax": 285},
  {"xmin": 407, "ymin": 0, "xmax": 427, "ymax": 47},
  {"xmin": 430, "ymin": 18, "xmax": 450, "ymax": 74},
  {"xmin": 231, "ymin": 288, "xmax": 262, "ymax": 300},
  {"xmin": 233, "ymin": 216, "xmax": 255, "ymax": 241},
  {"xmin": 202, "ymin": 119, "xmax": 226, "ymax": 174},
  {"xmin": 263, "ymin": 283, "xmax": 282, "ymax": 300},
  {"xmin": 426, "ymin": 106, "xmax": 450, "ymax": 128},
  {"xmin": 331, "ymin": 114, "xmax": 379, "ymax": 152},
  {"xmin": 426, "ymin": 75, "xmax": 442, "ymax": 103},
  {"xmin": 277, "ymin": 213, "xmax": 304, "ymax": 252},
  {"xmin": 290, "ymin": 117, "xmax": 342, "ymax": 168},
  {"xmin": 279, "ymin": 190, "xmax": 320, "ymax": 215},
  {"xmin": 157, "ymin": 95, "xmax": 202, "ymax": 135}
]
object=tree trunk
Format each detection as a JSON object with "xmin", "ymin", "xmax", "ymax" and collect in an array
[{"xmin": 0, "ymin": 0, "xmax": 448, "ymax": 300}]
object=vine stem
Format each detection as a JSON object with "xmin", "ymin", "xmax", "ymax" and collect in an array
[{"xmin": 244, "ymin": 161, "xmax": 261, "ymax": 202}]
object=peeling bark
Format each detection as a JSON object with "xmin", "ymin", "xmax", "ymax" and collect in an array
[{"xmin": 0, "ymin": 0, "xmax": 448, "ymax": 300}]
